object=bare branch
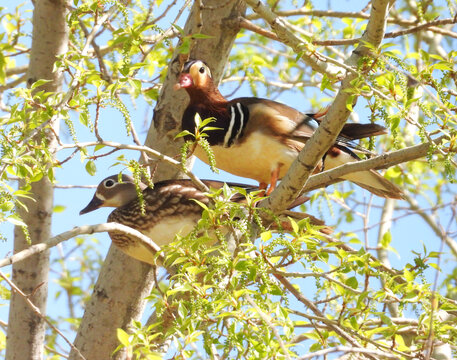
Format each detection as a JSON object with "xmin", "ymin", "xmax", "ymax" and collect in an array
[
  {"xmin": 303, "ymin": 135, "xmax": 450, "ymax": 193},
  {"xmin": 58, "ymin": 141, "xmax": 209, "ymax": 192},
  {"xmin": 297, "ymin": 345, "xmax": 401, "ymax": 360},
  {"xmin": 271, "ymin": 271, "xmax": 374, "ymax": 356},
  {"xmin": 313, "ymin": 16, "xmax": 457, "ymax": 46},
  {"xmin": 244, "ymin": 0, "xmax": 347, "ymax": 78},
  {"xmin": 239, "ymin": 17, "xmax": 279, "ymax": 41},
  {"xmin": 0, "ymin": 223, "xmax": 162, "ymax": 268},
  {"xmin": 5, "ymin": 65, "xmax": 28, "ymax": 76},
  {"xmin": 404, "ymin": 193, "xmax": 457, "ymax": 256}
]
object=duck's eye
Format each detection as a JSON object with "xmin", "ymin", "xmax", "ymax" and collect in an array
[
  {"xmin": 199, "ymin": 66, "xmax": 205, "ymax": 74},
  {"xmin": 104, "ymin": 179, "xmax": 115, "ymax": 188}
]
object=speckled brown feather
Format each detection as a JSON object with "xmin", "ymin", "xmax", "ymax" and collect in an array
[
  {"xmin": 107, "ymin": 181, "xmax": 206, "ymax": 249},
  {"xmin": 81, "ymin": 176, "xmax": 333, "ymax": 265}
]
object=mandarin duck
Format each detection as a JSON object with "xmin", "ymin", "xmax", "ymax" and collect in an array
[
  {"xmin": 174, "ymin": 59, "xmax": 403, "ymax": 199},
  {"xmin": 80, "ymin": 174, "xmax": 330, "ymax": 265}
]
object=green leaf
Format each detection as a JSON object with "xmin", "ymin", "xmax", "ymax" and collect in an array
[
  {"xmin": 346, "ymin": 276, "xmax": 358, "ymax": 289},
  {"xmin": 201, "ymin": 126, "xmax": 223, "ymax": 132},
  {"xmin": 260, "ymin": 231, "xmax": 272, "ymax": 242},
  {"xmin": 381, "ymin": 231, "xmax": 392, "ymax": 248},
  {"xmin": 175, "ymin": 130, "xmax": 194, "ymax": 139},
  {"xmin": 191, "ymin": 33, "xmax": 214, "ymax": 39},
  {"xmin": 192, "ymin": 199, "xmax": 209, "ymax": 211},
  {"xmin": 85, "ymin": 160, "xmax": 97, "ymax": 176},
  {"xmin": 53, "ymin": 205, "xmax": 66, "ymax": 213},
  {"xmin": 185, "ymin": 266, "xmax": 205, "ymax": 275},
  {"xmin": 172, "ymin": 24, "xmax": 185, "ymax": 36},
  {"xmin": 117, "ymin": 328, "xmax": 130, "ymax": 346},
  {"xmin": 199, "ymin": 117, "xmax": 216, "ymax": 128},
  {"xmin": 345, "ymin": 95, "xmax": 354, "ymax": 111},
  {"xmin": 380, "ymin": 313, "xmax": 392, "ymax": 325},
  {"xmin": 79, "ymin": 112, "xmax": 89, "ymax": 127},
  {"xmin": 349, "ymin": 316, "xmax": 359, "ymax": 330},
  {"xmin": 0, "ymin": 201, "xmax": 14, "ymax": 212},
  {"xmin": 431, "ymin": 62, "xmax": 453, "ymax": 71},
  {"xmin": 403, "ymin": 269, "xmax": 415, "ymax": 282},
  {"xmin": 30, "ymin": 79, "xmax": 52, "ymax": 89},
  {"xmin": 179, "ymin": 38, "xmax": 190, "ymax": 54}
]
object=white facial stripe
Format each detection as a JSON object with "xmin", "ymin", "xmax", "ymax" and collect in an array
[
  {"xmin": 224, "ymin": 106, "xmax": 236, "ymax": 147},
  {"xmin": 234, "ymin": 103, "xmax": 245, "ymax": 141},
  {"xmin": 96, "ymin": 193, "xmax": 106, "ymax": 201}
]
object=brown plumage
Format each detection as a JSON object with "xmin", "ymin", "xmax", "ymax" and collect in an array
[
  {"xmin": 80, "ymin": 175, "xmax": 331, "ymax": 265},
  {"xmin": 175, "ymin": 59, "xmax": 404, "ymax": 199}
]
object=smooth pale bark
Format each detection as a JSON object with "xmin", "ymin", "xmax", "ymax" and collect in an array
[
  {"xmin": 6, "ymin": 1, "xmax": 68, "ymax": 359},
  {"xmin": 70, "ymin": 1, "xmax": 246, "ymax": 359}
]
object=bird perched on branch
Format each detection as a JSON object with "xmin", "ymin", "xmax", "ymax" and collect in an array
[
  {"xmin": 80, "ymin": 174, "xmax": 330, "ymax": 266},
  {"xmin": 175, "ymin": 59, "xmax": 403, "ymax": 199}
]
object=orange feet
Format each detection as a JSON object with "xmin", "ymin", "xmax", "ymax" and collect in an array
[{"xmin": 264, "ymin": 164, "xmax": 283, "ymax": 195}]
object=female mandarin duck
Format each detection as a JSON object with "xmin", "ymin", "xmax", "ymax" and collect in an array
[
  {"xmin": 175, "ymin": 59, "xmax": 403, "ymax": 199},
  {"xmin": 80, "ymin": 174, "xmax": 332, "ymax": 265}
]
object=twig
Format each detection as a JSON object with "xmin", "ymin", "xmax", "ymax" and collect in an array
[
  {"xmin": 296, "ymin": 345, "xmax": 400, "ymax": 360},
  {"xmin": 57, "ymin": 141, "xmax": 209, "ymax": 192},
  {"xmin": 0, "ymin": 74, "xmax": 27, "ymax": 91},
  {"xmin": 78, "ymin": 18, "xmax": 112, "ymax": 82},
  {"xmin": 54, "ymin": 184, "xmax": 97, "ymax": 189},
  {"xmin": 245, "ymin": 294, "xmax": 292, "ymax": 360},
  {"xmin": 377, "ymin": 198, "xmax": 399, "ymax": 317},
  {"xmin": 244, "ymin": 0, "xmax": 346, "ymax": 78},
  {"xmin": 271, "ymin": 271, "xmax": 374, "ymax": 357},
  {"xmin": 404, "ymin": 192, "xmax": 457, "ymax": 261},
  {"xmin": 5, "ymin": 65, "xmax": 28, "ymax": 76},
  {"xmin": 313, "ymin": 16, "xmax": 457, "ymax": 46},
  {"xmin": 19, "ymin": 4, "xmax": 119, "ymax": 147},
  {"xmin": 239, "ymin": 17, "xmax": 279, "ymax": 41}
]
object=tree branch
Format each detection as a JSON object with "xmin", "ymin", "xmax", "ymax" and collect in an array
[
  {"xmin": 303, "ymin": 135, "xmax": 450, "ymax": 193},
  {"xmin": 297, "ymin": 345, "xmax": 400, "ymax": 360},
  {"xmin": 404, "ymin": 193, "xmax": 457, "ymax": 257},
  {"xmin": 244, "ymin": 0, "xmax": 346, "ymax": 78},
  {"xmin": 313, "ymin": 16, "xmax": 457, "ymax": 46},
  {"xmin": 0, "ymin": 223, "xmax": 163, "ymax": 269},
  {"xmin": 58, "ymin": 141, "xmax": 209, "ymax": 192},
  {"xmin": 261, "ymin": 0, "xmax": 392, "ymax": 214}
]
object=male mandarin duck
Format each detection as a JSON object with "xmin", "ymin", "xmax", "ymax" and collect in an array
[{"xmin": 174, "ymin": 59, "xmax": 403, "ymax": 199}]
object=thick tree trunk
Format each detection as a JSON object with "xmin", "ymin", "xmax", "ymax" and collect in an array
[
  {"xmin": 6, "ymin": 1, "xmax": 68, "ymax": 359},
  {"xmin": 70, "ymin": 1, "xmax": 245, "ymax": 359},
  {"xmin": 71, "ymin": 247, "xmax": 155, "ymax": 360}
]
